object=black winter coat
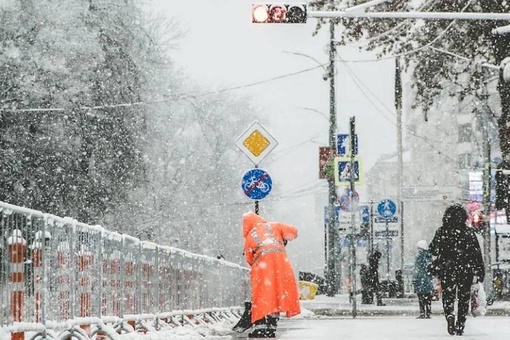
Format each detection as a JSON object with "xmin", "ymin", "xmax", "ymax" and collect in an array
[{"xmin": 429, "ymin": 225, "xmax": 484, "ymax": 282}]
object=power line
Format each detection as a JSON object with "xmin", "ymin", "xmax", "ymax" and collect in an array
[
  {"xmin": 0, "ymin": 65, "xmax": 326, "ymax": 114},
  {"xmin": 339, "ymin": 56, "xmax": 460, "ymax": 164}
]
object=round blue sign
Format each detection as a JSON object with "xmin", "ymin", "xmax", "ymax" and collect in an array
[
  {"xmin": 377, "ymin": 199, "xmax": 397, "ymax": 218},
  {"xmin": 338, "ymin": 188, "xmax": 359, "ymax": 212},
  {"xmin": 241, "ymin": 168, "xmax": 272, "ymax": 200}
]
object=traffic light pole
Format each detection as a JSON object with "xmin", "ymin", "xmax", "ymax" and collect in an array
[
  {"xmin": 326, "ymin": 19, "xmax": 339, "ymax": 297},
  {"xmin": 481, "ymin": 81, "xmax": 493, "ymax": 299}
]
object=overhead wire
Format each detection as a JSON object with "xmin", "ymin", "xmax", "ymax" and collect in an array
[
  {"xmin": 0, "ymin": 65, "xmax": 327, "ymax": 113},
  {"xmin": 338, "ymin": 55, "xmax": 460, "ymax": 165}
]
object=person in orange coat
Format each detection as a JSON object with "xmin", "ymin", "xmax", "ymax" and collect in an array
[{"xmin": 242, "ymin": 211, "xmax": 301, "ymax": 338}]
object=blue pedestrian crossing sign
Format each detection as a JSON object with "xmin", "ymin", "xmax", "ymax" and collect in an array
[
  {"xmin": 377, "ymin": 199, "xmax": 397, "ymax": 218},
  {"xmin": 334, "ymin": 157, "xmax": 363, "ymax": 186},
  {"xmin": 359, "ymin": 205, "xmax": 370, "ymax": 224},
  {"xmin": 241, "ymin": 168, "xmax": 272, "ymax": 200},
  {"xmin": 336, "ymin": 134, "xmax": 358, "ymax": 156}
]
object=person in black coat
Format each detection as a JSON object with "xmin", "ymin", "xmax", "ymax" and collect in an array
[
  {"xmin": 360, "ymin": 264, "xmax": 372, "ymax": 304},
  {"xmin": 368, "ymin": 250, "xmax": 385, "ymax": 306},
  {"xmin": 429, "ymin": 204, "xmax": 485, "ymax": 336}
]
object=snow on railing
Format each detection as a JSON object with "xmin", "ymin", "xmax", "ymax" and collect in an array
[{"xmin": 0, "ymin": 201, "xmax": 249, "ymax": 339}]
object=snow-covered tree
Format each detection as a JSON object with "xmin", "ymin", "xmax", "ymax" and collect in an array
[{"xmin": 310, "ymin": 0, "xmax": 510, "ymax": 159}]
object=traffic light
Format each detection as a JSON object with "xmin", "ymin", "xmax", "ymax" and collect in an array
[
  {"xmin": 252, "ymin": 3, "xmax": 307, "ymax": 23},
  {"xmin": 471, "ymin": 211, "xmax": 484, "ymax": 233}
]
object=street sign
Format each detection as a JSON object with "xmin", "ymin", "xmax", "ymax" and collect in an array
[
  {"xmin": 339, "ymin": 236, "xmax": 367, "ymax": 247},
  {"xmin": 374, "ymin": 230, "xmax": 399, "ymax": 238},
  {"xmin": 359, "ymin": 205, "xmax": 370, "ymax": 224},
  {"xmin": 401, "ymin": 186, "xmax": 457, "ymax": 201},
  {"xmin": 338, "ymin": 188, "xmax": 360, "ymax": 212},
  {"xmin": 319, "ymin": 146, "xmax": 335, "ymax": 179},
  {"xmin": 377, "ymin": 199, "xmax": 397, "ymax": 218},
  {"xmin": 336, "ymin": 134, "xmax": 358, "ymax": 156},
  {"xmin": 334, "ymin": 157, "xmax": 363, "ymax": 186},
  {"xmin": 241, "ymin": 168, "xmax": 272, "ymax": 200},
  {"xmin": 236, "ymin": 121, "xmax": 278, "ymax": 165},
  {"xmin": 374, "ymin": 216, "xmax": 399, "ymax": 224},
  {"xmin": 324, "ymin": 205, "xmax": 341, "ymax": 224}
]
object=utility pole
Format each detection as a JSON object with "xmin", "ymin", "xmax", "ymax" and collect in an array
[
  {"xmin": 481, "ymin": 80, "xmax": 493, "ymax": 298},
  {"xmin": 349, "ymin": 117, "xmax": 357, "ymax": 318},
  {"xmin": 325, "ymin": 19, "xmax": 339, "ymax": 297},
  {"xmin": 395, "ymin": 58, "xmax": 404, "ymax": 274}
]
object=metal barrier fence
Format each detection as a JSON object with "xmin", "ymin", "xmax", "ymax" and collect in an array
[{"xmin": 0, "ymin": 201, "xmax": 250, "ymax": 339}]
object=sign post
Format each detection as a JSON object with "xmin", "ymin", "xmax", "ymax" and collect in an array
[
  {"xmin": 236, "ymin": 121, "xmax": 278, "ymax": 214},
  {"xmin": 348, "ymin": 117, "xmax": 357, "ymax": 318},
  {"xmin": 377, "ymin": 199, "xmax": 397, "ymax": 280}
]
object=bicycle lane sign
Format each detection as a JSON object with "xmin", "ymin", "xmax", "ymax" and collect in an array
[{"xmin": 241, "ymin": 168, "xmax": 272, "ymax": 200}]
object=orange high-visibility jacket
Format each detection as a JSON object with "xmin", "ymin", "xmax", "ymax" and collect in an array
[{"xmin": 242, "ymin": 212, "xmax": 301, "ymax": 323}]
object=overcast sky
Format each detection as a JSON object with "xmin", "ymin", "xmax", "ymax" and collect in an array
[{"xmin": 146, "ymin": 0, "xmax": 398, "ymax": 272}]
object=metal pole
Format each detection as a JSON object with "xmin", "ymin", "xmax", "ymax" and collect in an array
[
  {"xmin": 395, "ymin": 58, "xmax": 404, "ymax": 274},
  {"xmin": 386, "ymin": 221, "xmax": 390, "ymax": 280},
  {"xmin": 369, "ymin": 200, "xmax": 374, "ymax": 257},
  {"xmin": 308, "ymin": 11, "xmax": 510, "ymax": 21},
  {"xmin": 349, "ymin": 117, "xmax": 357, "ymax": 318},
  {"xmin": 255, "ymin": 165, "xmax": 260, "ymax": 215},
  {"xmin": 481, "ymin": 81, "xmax": 493, "ymax": 297},
  {"xmin": 326, "ymin": 19, "xmax": 339, "ymax": 297}
]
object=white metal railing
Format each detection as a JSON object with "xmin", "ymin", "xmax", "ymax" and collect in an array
[{"xmin": 0, "ymin": 201, "xmax": 250, "ymax": 339}]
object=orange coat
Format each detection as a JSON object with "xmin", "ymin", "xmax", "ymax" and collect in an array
[{"xmin": 242, "ymin": 212, "xmax": 301, "ymax": 323}]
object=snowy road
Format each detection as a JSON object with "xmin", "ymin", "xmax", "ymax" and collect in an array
[{"xmin": 274, "ymin": 316, "xmax": 510, "ymax": 340}]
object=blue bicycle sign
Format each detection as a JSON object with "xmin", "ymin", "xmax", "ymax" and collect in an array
[{"xmin": 241, "ymin": 168, "xmax": 273, "ymax": 200}]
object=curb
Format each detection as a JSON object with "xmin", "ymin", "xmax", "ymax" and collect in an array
[{"xmin": 308, "ymin": 308, "xmax": 510, "ymax": 317}]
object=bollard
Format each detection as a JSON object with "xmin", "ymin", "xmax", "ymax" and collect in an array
[{"xmin": 8, "ymin": 229, "xmax": 27, "ymax": 340}]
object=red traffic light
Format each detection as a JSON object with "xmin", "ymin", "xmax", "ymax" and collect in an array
[
  {"xmin": 470, "ymin": 211, "xmax": 484, "ymax": 232},
  {"xmin": 252, "ymin": 3, "xmax": 307, "ymax": 24}
]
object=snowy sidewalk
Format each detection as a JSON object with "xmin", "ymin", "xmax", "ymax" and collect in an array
[{"xmin": 113, "ymin": 295, "xmax": 510, "ymax": 339}]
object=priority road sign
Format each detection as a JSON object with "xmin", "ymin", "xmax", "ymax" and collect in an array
[
  {"xmin": 241, "ymin": 168, "xmax": 272, "ymax": 200},
  {"xmin": 236, "ymin": 121, "xmax": 278, "ymax": 165}
]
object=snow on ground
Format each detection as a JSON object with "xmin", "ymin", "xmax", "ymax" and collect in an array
[{"xmin": 116, "ymin": 313, "xmax": 510, "ymax": 340}]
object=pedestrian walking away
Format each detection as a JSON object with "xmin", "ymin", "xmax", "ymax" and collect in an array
[
  {"xmin": 413, "ymin": 240, "xmax": 434, "ymax": 319},
  {"xmin": 429, "ymin": 204, "xmax": 485, "ymax": 336},
  {"xmin": 240, "ymin": 212, "xmax": 301, "ymax": 338}
]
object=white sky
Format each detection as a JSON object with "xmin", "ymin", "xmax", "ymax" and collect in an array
[{"xmin": 146, "ymin": 0, "xmax": 398, "ymax": 272}]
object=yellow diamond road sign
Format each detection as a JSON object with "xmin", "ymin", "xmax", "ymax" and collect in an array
[{"xmin": 236, "ymin": 121, "xmax": 278, "ymax": 165}]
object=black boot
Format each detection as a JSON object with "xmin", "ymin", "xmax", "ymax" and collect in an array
[
  {"xmin": 456, "ymin": 320, "xmax": 465, "ymax": 335},
  {"xmin": 425, "ymin": 295, "xmax": 432, "ymax": 318},
  {"xmin": 417, "ymin": 295, "xmax": 425, "ymax": 319},
  {"xmin": 446, "ymin": 315, "xmax": 455, "ymax": 335},
  {"xmin": 232, "ymin": 301, "xmax": 252, "ymax": 333},
  {"xmin": 248, "ymin": 316, "xmax": 275, "ymax": 338}
]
